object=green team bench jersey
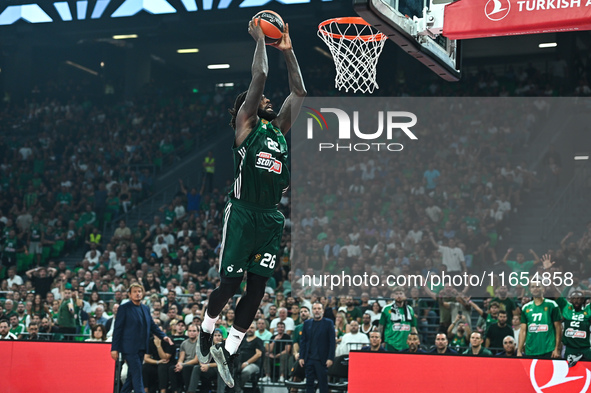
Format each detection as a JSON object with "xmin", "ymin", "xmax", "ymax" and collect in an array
[
  {"xmin": 230, "ymin": 119, "xmax": 289, "ymax": 208},
  {"xmin": 556, "ymin": 297, "xmax": 591, "ymax": 350},
  {"xmin": 521, "ymin": 298, "xmax": 561, "ymax": 356},
  {"xmin": 379, "ymin": 303, "xmax": 416, "ymax": 351}
]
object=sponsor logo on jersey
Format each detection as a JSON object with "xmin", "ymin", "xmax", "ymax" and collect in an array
[
  {"xmin": 565, "ymin": 328, "xmax": 587, "ymax": 339},
  {"xmin": 254, "ymin": 254, "xmax": 262, "ymax": 262},
  {"xmin": 255, "ymin": 152, "xmax": 282, "ymax": 174},
  {"xmin": 529, "ymin": 324, "xmax": 549, "ymax": 333},
  {"xmin": 392, "ymin": 323, "xmax": 411, "ymax": 332}
]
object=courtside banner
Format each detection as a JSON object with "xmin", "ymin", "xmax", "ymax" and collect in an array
[
  {"xmin": 443, "ymin": 0, "xmax": 591, "ymax": 40},
  {"xmin": 349, "ymin": 351, "xmax": 591, "ymax": 392},
  {"xmin": 0, "ymin": 341, "xmax": 115, "ymax": 393}
]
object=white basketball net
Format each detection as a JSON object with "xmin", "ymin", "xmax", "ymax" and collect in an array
[{"xmin": 318, "ymin": 19, "xmax": 387, "ymax": 94}]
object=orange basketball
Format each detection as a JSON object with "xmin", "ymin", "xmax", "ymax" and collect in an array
[{"xmin": 253, "ymin": 10, "xmax": 284, "ymax": 45}]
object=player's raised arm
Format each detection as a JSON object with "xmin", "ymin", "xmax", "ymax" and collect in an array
[
  {"xmin": 271, "ymin": 23, "xmax": 307, "ymax": 135},
  {"xmin": 235, "ymin": 17, "xmax": 269, "ymax": 145}
]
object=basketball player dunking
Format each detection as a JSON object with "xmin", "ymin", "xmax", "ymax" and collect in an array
[{"xmin": 197, "ymin": 17, "xmax": 306, "ymax": 388}]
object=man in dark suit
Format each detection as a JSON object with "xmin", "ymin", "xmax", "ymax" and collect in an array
[
  {"xmin": 111, "ymin": 283, "xmax": 173, "ymax": 393},
  {"xmin": 298, "ymin": 302, "xmax": 336, "ymax": 393}
]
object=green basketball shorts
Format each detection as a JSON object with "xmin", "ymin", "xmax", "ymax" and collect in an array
[
  {"xmin": 219, "ymin": 198, "xmax": 285, "ymax": 278},
  {"xmin": 564, "ymin": 345, "xmax": 591, "ymax": 361}
]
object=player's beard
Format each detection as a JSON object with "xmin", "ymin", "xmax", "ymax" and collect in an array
[{"xmin": 258, "ymin": 107, "xmax": 277, "ymax": 122}]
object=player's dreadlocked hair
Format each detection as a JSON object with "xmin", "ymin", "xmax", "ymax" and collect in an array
[{"xmin": 228, "ymin": 91, "xmax": 248, "ymax": 130}]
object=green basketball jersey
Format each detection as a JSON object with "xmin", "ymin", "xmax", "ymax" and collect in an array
[
  {"xmin": 230, "ymin": 119, "xmax": 289, "ymax": 208},
  {"xmin": 379, "ymin": 303, "xmax": 416, "ymax": 351},
  {"xmin": 556, "ymin": 297, "xmax": 591, "ymax": 350},
  {"xmin": 520, "ymin": 298, "xmax": 561, "ymax": 356}
]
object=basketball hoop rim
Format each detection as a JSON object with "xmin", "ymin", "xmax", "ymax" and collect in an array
[{"xmin": 318, "ymin": 17, "xmax": 388, "ymax": 42}]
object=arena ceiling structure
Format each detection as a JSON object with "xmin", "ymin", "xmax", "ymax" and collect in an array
[{"xmin": 0, "ymin": 0, "xmax": 588, "ymax": 98}]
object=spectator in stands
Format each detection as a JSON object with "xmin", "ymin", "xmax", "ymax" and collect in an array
[
  {"xmin": 266, "ymin": 304, "xmax": 277, "ymax": 323},
  {"xmin": 163, "ymin": 306, "xmax": 180, "ymax": 332},
  {"xmin": 423, "ymin": 163, "xmax": 441, "ymax": 190},
  {"xmin": 429, "ymin": 333, "xmax": 457, "ymax": 354},
  {"xmin": 400, "ymin": 332, "xmax": 426, "ymax": 354},
  {"xmin": 365, "ymin": 302, "xmax": 381, "ymax": 327},
  {"xmin": 235, "ymin": 322, "xmax": 265, "ymax": 390},
  {"xmin": 470, "ymin": 299, "xmax": 499, "ymax": 335},
  {"xmin": 1, "ymin": 229, "xmax": 24, "ymax": 268},
  {"xmin": 201, "ymin": 151, "xmax": 215, "ymax": 193},
  {"xmin": 86, "ymin": 324, "xmax": 108, "ymax": 342},
  {"xmin": 448, "ymin": 316, "xmax": 471, "ymax": 353},
  {"xmin": 497, "ymin": 335, "xmax": 517, "ymax": 357},
  {"xmin": 429, "ymin": 235, "xmax": 466, "ymax": 274},
  {"xmin": 289, "ymin": 306, "xmax": 310, "ymax": 383},
  {"xmin": 490, "ymin": 285, "xmax": 517, "ymax": 322},
  {"xmin": 85, "ymin": 227, "xmax": 103, "ymax": 253},
  {"xmin": 142, "ymin": 320, "xmax": 174, "ymax": 393},
  {"xmin": 31, "ymin": 294, "xmax": 46, "ymax": 318},
  {"xmin": 188, "ymin": 249, "xmax": 210, "ymax": 279},
  {"xmin": 379, "ymin": 287, "xmax": 417, "ymax": 352},
  {"xmin": 340, "ymin": 295, "xmax": 363, "ymax": 323},
  {"xmin": 190, "ymin": 329, "xmax": 221, "ymax": 393},
  {"xmin": 39, "ymin": 317, "xmax": 55, "ymax": 337},
  {"xmin": 25, "ymin": 322, "xmax": 46, "ymax": 341},
  {"xmin": 485, "ymin": 310, "xmax": 514, "ymax": 354},
  {"xmin": 183, "ymin": 303, "xmax": 202, "ymax": 326},
  {"xmin": 88, "ymin": 291, "xmax": 102, "ymax": 314},
  {"xmin": 83, "ymin": 316, "xmax": 97, "ymax": 336},
  {"xmin": 361, "ymin": 331, "xmax": 386, "ymax": 352},
  {"xmin": 0, "ymin": 319, "xmax": 17, "ymax": 340},
  {"xmin": 143, "ymin": 272, "xmax": 160, "ymax": 294},
  {"xmin": 26, "ymin": 266, "xmax": 57, "ymax": 299},
  {"xmin": 57, "ymin": 286, "xmax": 78, "ymax": 339},
  {"xmin": 105, "ymin": 304, "xmax": 119, "ymax": 339},
  {"xmin": 359, "ymin": 312, "xmax": 375, "ymax": 338},
  {"xmin": 9, "ymin": 314, "xmax": 25, "ymax": 339},
  {"xmin": 95, "ymin": 305, "xmax": 108, "ymax": 326},
  {"xmin": 512, "ymin": 314, "xmax": 521, "ymax": 348},
  {"xmin": 463, "ymin": 332, "xmax": 493, "ymax": 356},
  {"xmin": 170, "ymin": 323, "xmax": 200, "ymax": 393},
  {"xmin": 15, "ymin": 302, "xmax": 26, "ymax": 325},
  {"xmin": 336, "ymin": 320, "xmax": 369, "ymax": 357},
  {"xmin": 333, "ymin": 312, "xmax": 349, "ymax": 345},
  {"xmin": 6, "ymin": 267, "xmax": 23, "ymax": 290},
  {"xmin": 178, "ymin": 179, "xmax": 203, "ymax": 216},
  {"xmin": 169, "ymin": 320, "xmax": 188, "ymax": 368},
  {"xmin": 502, "ymin": 248, "xmax": 541, "ymax": 274},
  {"xmin": 269, "ymin": 321, "xmax": 292, "ymax": 382},
  {"xmin": 270, "ymin": 307, "xmax": 295, "ymax": 335},
  {"xmin": 162, "ymin": 290, "xmax": 182, "ymax": 315},
  {"xmin": 256, "ymin": 317, "xmax": 272, "ymax": 354}
]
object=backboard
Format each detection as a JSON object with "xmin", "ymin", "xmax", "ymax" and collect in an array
[{"xmin": 353, "ymin": 0, "xmax": 461, "ymax": 81}]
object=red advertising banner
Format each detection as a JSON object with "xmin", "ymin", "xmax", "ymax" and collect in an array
[
  {"xmin": 0, "ymin": 341, "xmax": 115, "ymax": 393},
  {"xmin": 443, "ymin": 0, "xmax": 591, "ymax": 40},
  {"xmin": 349, "ymin": 351, "xmax": 591, "ymax": 393}
]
